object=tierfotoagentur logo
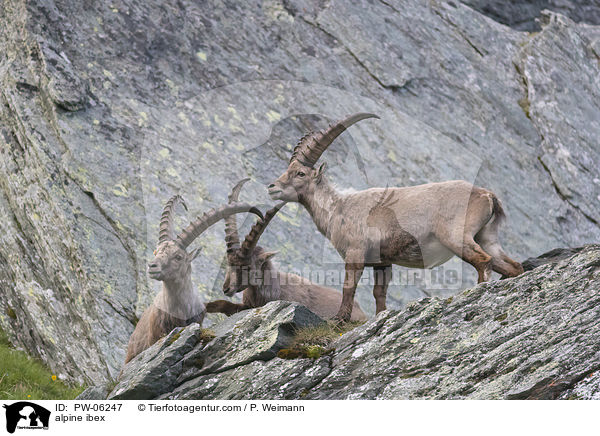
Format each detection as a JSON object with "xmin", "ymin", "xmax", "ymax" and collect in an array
[{"xmin": 2, "ymin": 402, "xmax": 50, "ymax": 433}]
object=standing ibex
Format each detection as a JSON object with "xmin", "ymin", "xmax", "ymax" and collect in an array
[
  {"xmin": 268, "ymin": 113, "xmax": 523, "ymax": 321},
  {"xmin": 206, "ymin": 179, "xmax": 366, "ymax": 321},
  {"xmin": 124, "ymin": 195, "xmax": 263, "ymax": 363}
]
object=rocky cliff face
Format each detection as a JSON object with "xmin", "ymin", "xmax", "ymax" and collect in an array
[
  {"xmin": 78, "ymin": 245, "xmax": 600, "ymax": 400},
  {"xmin": 461, "ymin": 0, "xmax": 600, "ymax": 31},
  {"xmin": 1, "ymin": 0, "xmax": 599, "ymax": 385}
]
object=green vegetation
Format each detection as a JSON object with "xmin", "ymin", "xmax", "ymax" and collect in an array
[
  {"xmin": 198, "ymin": 328, "xmax": 216, "ymax": 345},
  {"xmin": 0, "ymin": 329, "xmax": 84, "ymax": 400},
  {"xmin": 278, "ymin": 320, "xmax": 365, "ymax": 360}
]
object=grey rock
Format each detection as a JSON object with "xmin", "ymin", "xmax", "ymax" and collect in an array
[
  {"xmin": 522, "ymin": 246, "xmax": 585, "ymax": 271},
  {"xmin": 310, "ymin": 245, "xmax": 600, "ymax": 399},
  {"xmin": 108, "ymin": 301, "xmax": 325, "ymax": 400},
  {"xmin": 109, "ymin": 325, "xmax": 206, "ymax": 400},
  {"xmin": 0, "ymin": 0, "xmax": 599, "ymax": 385},
  {"xmin": 560, "ymin": 370, "xmax": 600, "ymax": 400},
  {"xmin": 76, "ymin": 384, "xmax": 110, "ymax": 400},
  {"xmin": 461, "ymin": 0, "xmax": 600, "ymax": 31},
  {"xmin": 105, "ymin": 246, "xmax": 600, "ymax": 399}
]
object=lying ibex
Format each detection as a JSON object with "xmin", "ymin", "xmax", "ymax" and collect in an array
[
  {"xmin": 268, "ymin": 113, "xmax": 523, "ymax": 321},
  {"xmin": 206, "ymin": 179, "xmax": 366, "ymax": 321},
  {"xmin": 124, "ymin": 195, "xmax": 263, "ymax": 363}
]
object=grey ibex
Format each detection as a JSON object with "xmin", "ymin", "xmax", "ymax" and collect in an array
[
  {"xmin": 206, "ymin": 179, "xmax": 366, "ymax": 321},
  {"xmin": 268, "ymin": 113, "xmax": 523, "ymax": 321},
  {"xmin": 124, "ymin": 195, "xmax": 263, "ymax": 363}
]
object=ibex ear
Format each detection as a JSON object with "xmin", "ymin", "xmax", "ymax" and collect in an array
[
  {"xmin": 315, "ymin": 162, "xmax": 327, "ymax": 183},
  {"xmin": 257, "ymin": 251, "xmax": 278, "ymax": 268},
  {"xmin": 190, "ymin": 247, "xmax": 203, "ymax": 261}
]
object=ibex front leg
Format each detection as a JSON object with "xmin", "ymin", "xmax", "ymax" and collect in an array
[
  {"xmin": 373, "ymin": 265, "xmax": 392, "ymax": 314},
  {"xmin": 335, "ymin": 252, "xmax": 365, "ymax": 322}
]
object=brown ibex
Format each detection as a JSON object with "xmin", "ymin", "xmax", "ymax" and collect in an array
[
  {"xmin": 124, "ymin": 195, "xmax": 263, "ymax": 363},
  {"xmin": 206, "ymin": 179, "xmax": 366, "ymax": 321},
  {"xmin": 268, "ymin": 113, "xmax": 523, "ymax": 321}
]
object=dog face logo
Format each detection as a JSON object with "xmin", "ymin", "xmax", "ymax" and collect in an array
[{"xmin": 2, "ymin": 402, "xmax": 51, "ymax": 433}]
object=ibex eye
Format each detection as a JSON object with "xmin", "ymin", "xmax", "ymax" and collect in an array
[{"xmin": 297, "ymin": 172, "xmax": 306, "ymax": 177}]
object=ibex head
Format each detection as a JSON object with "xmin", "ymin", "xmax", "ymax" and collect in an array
[
  {"xmin": 268, "ymin": 113, "xmax": 379, "ymax": 202},
  {"xmin": 222, "ymin": 179, "xmax": 284, "ymax": 296},
  {"xmin": 148, "ymin": 241, "xmax": 200, "ymax": 283},
  {"xmin": 148, "ymin": 194, "xmax": 263, "ymax": 284}
]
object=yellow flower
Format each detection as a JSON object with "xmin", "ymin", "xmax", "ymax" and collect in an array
[
  {"xmin": 51, "ymin": 375, "xmax": 57, "ymax": 381},
  {"xmin": 27, "ymin": 395, "xmax": 31, "ymax": 398}
]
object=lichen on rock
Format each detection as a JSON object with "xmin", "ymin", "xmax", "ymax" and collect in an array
[{"xmin": 78, "ymin": 246, "xmax": 600, "ymax": 400}]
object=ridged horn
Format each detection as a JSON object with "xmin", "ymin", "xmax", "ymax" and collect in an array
[
  {"xmin": 240, "ymin": 202, "xmax": 286, "ymax": 258},
  {"xmin": 176, "ymin": 202, "xmax": 264, "ymax": 250},
  {"xmin": 290, "ymin": 113, "xmax": 379, "ymax": 167},
  {"xmin": 158, "ymin": 195, "xmax": 188, "ymax": 244},
  {"xmin": 225, "ymin": 178, "xmax": 250, "ymax": 253}
]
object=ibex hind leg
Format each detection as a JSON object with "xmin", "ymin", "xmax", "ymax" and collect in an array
[
  {"xmin": 475, "ymin": 223, "xmax": 523, "ymax": 278},
  {"xmin": 461, "ymin": 238, "xmax": 493, "ymax": 283},
  {"xmin": 437, "ymin": 232, "xmax": 493, "ymax": 283}
]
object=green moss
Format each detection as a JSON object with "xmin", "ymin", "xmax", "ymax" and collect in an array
[
  {"xmin": 304, "ymin": 345, "xmax": 325, "ymax": 359},
  {"xmin": 494, "ymin": 313, "xmax": 508, "ymax": 322},
  {"xmin": 0, "ymin": 329, "xmax": 84, "ymax": 400},
  {"xmin": 293, "ymin": 320, "xmax": 364, "ymax": 348},
  {"xmin": 277, "ymin": 348, "xmax": 303, "ymax": 359},
  {"xmin": 198, "ymin": 329, "xmax": 215, "ymax": 345},
  {"xmin": 5, "ymin": 307, "xmax": 16, "ymax": 320},
  {"xmin": 518, "ymin": 97, "xmax": 530, "ymax": 119},
  {"xmin": 167, "ymin": 331, "xmax": 182, "ymax": 345},
  {"xmin": 277, "ymin": 321, "xmax": 364, "ymax": 360},
  {"xmin": 105, "ymin": 379, "xmax": 118, "ymax": 395}
]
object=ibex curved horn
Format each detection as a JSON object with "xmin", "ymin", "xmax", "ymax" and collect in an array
[
  {"xmin": 240, "ymin": 202, "xmax": 286, "ymax": 258},
  {"xmin": 158, "ymin": 195, "xmax": 188, "ymax": 244},
  {"xmin": 290, "ymin": 113, "xmax": 379, "ymax": 167},
  {"xmin": 225, "ymin": 178, "xmax": 250, "ymax": 253},
  {"xmin": 176, "ymin": 203, "xmax": 263, "ymax": 249}
]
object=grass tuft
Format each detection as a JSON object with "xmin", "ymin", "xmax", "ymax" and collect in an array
[
  {"xmin": 0, "ymin": 328, "xmax": 84, "ymax": 400},
  {"xmin": 277, "ymin": 320, "xmax": 365, "ymax": 360},
  {"xmin": 198, "ymin": 328, "xmax": 216, "ymax": 345}
]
